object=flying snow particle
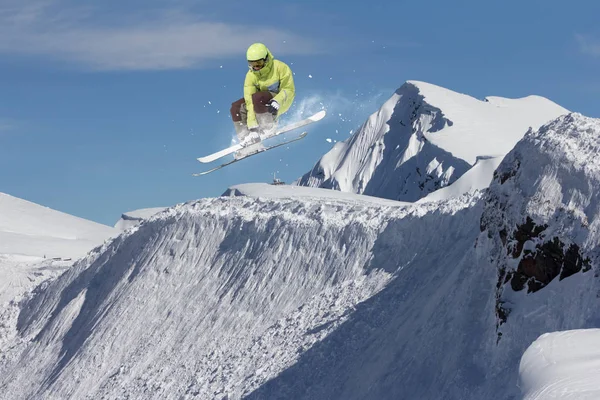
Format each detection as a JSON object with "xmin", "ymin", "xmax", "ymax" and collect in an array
[
  {"xmin": 326, "ymin": 138, "xmax": 332, "ymax": 143},
  {"xmin": 309, "ymin": 74, "xmax": 313, "ymax": 78}
]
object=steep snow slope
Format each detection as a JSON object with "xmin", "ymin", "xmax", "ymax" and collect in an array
[
  {"xmin": 114, "ymin": 207, "xmax": 167, "ymax": 231},
  {"xmin": 1, "ymin": 113, "xmax": 598, "ymax": 400},
  {"xmin": 478, "ymin": 113, "xmax": 600, "ymax": 396},
  {"xmin": 0, "ymin": 194, "xmax": 117, "ymax": 369},
  {"xmin": 0, "ymin": 187, "xmax": 488, "ymax": 400},
  {"xmin": 0, "ymin": 255, "xmax": 70, "ymax": 305},
  {"xmin": 0, "ymin": 193, "xmax": 117, "ymax": 258},
  {"xmin": 297, "ymin": 81, "xmax": 567, "ymax": 202},
  {"xmin": 418, "ymin": 155, "xmax": 504, "ymax": 202},
  {"xmin": 247, "ymin": 117, "xmax": 600, "ymax": 400}
]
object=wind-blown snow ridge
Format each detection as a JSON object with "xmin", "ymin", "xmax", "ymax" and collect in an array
[
  {"xmin": 297, "ymin": 80, "xmax": 567, "ymax": 202},
  {"xmin": 222, "ymin": 182, "xmax": 409, "ymax": 208},
  {"xmin": 0, "ymin": 187, "xmax": 483, "ymax": 400},
  {"xmin": 114, "ymin": 207, "xmax": 167, "ymax": 231}
]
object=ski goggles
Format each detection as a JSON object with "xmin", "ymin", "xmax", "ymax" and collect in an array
[{"xmin": 248, "ymin": 58, "xmax": 266, "ymax": 71}]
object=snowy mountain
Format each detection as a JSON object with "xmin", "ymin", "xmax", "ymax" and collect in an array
[
  {"xmin": 479, "ymin": 112, "xmax": 599, "ymax": 346},
  {"xmin": 0, "ymin": 193, "xmax": 119, "ymax": 353},
  {"xmin": 297, "ymin": 81, "xmax": 568, "ymax": 202},
  {"xmin": 1, "ymin": 110, "xmax": 598, "ymax": 399},
  {"xmin": 0, "ymin": 192, "xmax": 117, "ymax": 259},
  {"xmin": 114, "ymin": 207, "xmax": 167, "ymax": 231},
  {"xmin": 0, "ymin": 192, "xmax": 118, "ymax": 302},
  {"xmin": 480, "ymin": 112, "xmax": 600, "ymax": 399}
]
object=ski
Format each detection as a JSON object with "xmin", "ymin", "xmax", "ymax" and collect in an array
[
  {"xmin": 197, "ymin": 110, "xmax": 325, "ymax": 163},
  {"xmin": 192, "ymin": 132, "xmax": 308, "ymax": 176}
]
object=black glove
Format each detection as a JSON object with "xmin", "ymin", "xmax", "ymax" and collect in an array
[{"xmin": 267, "ymin": 99, "xmax": 280, "ymax": 116}]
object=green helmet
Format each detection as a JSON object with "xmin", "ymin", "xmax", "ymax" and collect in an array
[{"xmin": 246, "ymin": 43, "xmax": 269, "ymax": 61}]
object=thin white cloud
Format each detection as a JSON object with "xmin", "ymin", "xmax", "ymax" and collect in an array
[
  {"xmin": 576, "ymin": 34, "xmax": 600, "ymax": 57},
  {"xmin": 0, "ymin": 119, "xmax": 16, "ymax": 134},
  {"xmin": 0, "ymin": 0, "xmax": 319, "ymax": 71}
]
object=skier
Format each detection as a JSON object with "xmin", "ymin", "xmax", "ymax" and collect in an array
[{"xmin": 230, "ymin": 43, "xmax": 296, "ymax": 158}]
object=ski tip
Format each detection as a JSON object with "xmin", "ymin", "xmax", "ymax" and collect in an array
[
  {"xmin": 192, "ymin": 169, "xmax": 214, "ymax": 176},
  {"xmin": 309, "ymin": 110, "xmax": 327, "ymax": 122},
  {"xmin": 197, "ymin": 156, "xmax": 215, "ymax": 163}
]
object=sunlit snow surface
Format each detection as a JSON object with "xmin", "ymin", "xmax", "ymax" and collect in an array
[
  {"xmin": 0, "ymin": 99, "xmax": 599, "ymax": 399},
  {"xmin": 0, "ymin": 193, "xmax": 118, "ymax": 377},
  {"xmin": 520, "ymin": 329, "xmax": 600, "ymax": 399},
  {"xmin": 298, "ymin": 80, "xmax": 568, "ymax": 202},
  {"xmin": 0, "ymin": 192, "xmax": 117, "ymax": 258},
  {"xmin": 114, "ymin": 207, "xmax": 168, "ymax": 231},
  {"xmin": 0, "ymin": 192, "xmax": 116, "ymax": 311}
]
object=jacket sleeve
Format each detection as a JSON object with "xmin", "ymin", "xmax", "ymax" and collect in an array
[
  {"xmin": 243, "ymin": 72, "xmax": 259, "ymax": 128},
  {"xmin": 273, "ymin": 62, "xmax": 295, "ymax": 113}
]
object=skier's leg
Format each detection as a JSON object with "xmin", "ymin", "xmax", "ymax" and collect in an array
[
  {"xmin": 233, "ymin": 94, "xmax": 271, "ymax": 159},
  {"xmin": 231, "ymin": 98, "xmax": 249, "ymax": 141},
  {"xmin": 251, "ymin": 92, "xmax": 276, "ymax": 134},
  {"xmin": 230, "ymin": 98, "xmax": 246, "ymax": 122}
]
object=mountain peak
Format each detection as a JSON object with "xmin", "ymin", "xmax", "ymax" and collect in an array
[
  {"xmin": 480, "ymin": 112, "xmax": 599, "ymax": 335},
  {"xmin": 297, "ymin": 81, "xmax": 568, "ymax": 202}
]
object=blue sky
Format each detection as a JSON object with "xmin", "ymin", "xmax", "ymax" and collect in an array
[{"xmin": 1, "ymin": 0, "xmax": 598, "ymax": 226}]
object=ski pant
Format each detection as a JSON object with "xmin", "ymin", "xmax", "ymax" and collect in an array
[{"xmin": 230, "ymin": 92, "xmax": 275, "ymax": 125}]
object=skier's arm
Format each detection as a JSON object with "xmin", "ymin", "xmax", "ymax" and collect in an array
[
  {"xmin": 273, "ymin": 62, "xmax": 295, "ymax": 112},
  {"xmin": 244, "ymin": 73, "xmax": 259, "ymax": 128}
]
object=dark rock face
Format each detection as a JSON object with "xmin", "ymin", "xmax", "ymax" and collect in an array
[
  {"xmin": 488, "ymin": 215, "xmax": 591, "ymax": 335},
  {"xmin": 505, "ymin": 218, "xmax": 590, "ymax": 293}
]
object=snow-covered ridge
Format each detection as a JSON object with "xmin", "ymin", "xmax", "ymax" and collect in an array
[
  {"xmin": 0, "ymin": 192, "xmax": 117, "ymax": 258},
  {"xmin": 114, "ymin": 207, "xmax": 167, "ymax": 231},
  {"xmin": 0, "ymin": 193, "xmax": 117, "ymax": 360},
  {"xmin": 297, "ymin": 80, "xmax": 568, "ymax": 202},
  {"xmin": 0, "ymin": 188, "xmax": 485, "ymax": 399},
  {"xmin": 222, "ymin": 182, "xmax": 410, "ymax": 208},
  {"xmin": 2, "ymin": 112, "xmax": 599, "ymax": 399},
  {"xmin": 418, "ymin": 155, "xmax": 505, "ymax": 202},
  {"xmin": 479, "ymin": 112, "xmax": 600, "ymax": 338}
]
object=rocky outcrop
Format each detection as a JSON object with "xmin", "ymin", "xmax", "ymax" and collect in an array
[
  {"xmin": 479, "ymin": 113, "xmax": 599, "ymax": 337},
  {"xmin": 505, "ymin": 217, "xmax": 590, "ymax": 293}
]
